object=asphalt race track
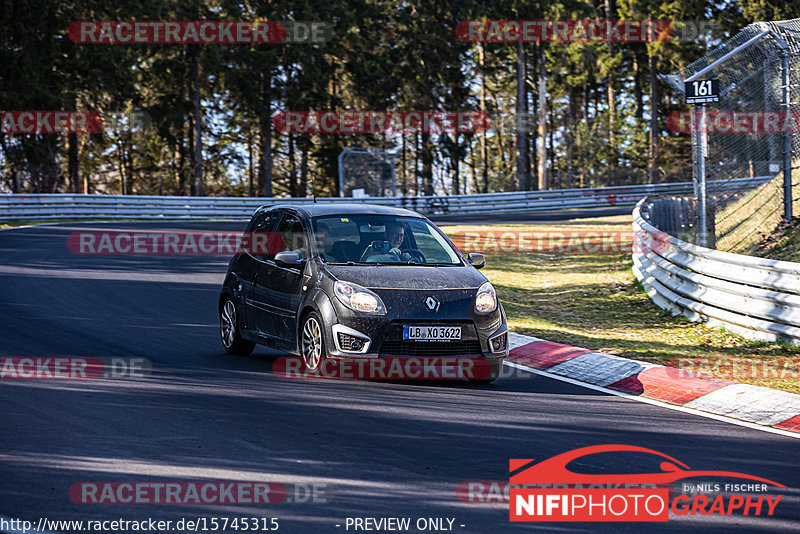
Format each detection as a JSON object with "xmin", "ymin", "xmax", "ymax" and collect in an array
[{"xmin": 1, "ymin": 221, "xmax": 799, "ymax": 534}]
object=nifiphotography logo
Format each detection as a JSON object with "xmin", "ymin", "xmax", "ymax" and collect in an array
[{"xmin": 509, "ymin": 445, "xmax": 785, "ymax": 522}]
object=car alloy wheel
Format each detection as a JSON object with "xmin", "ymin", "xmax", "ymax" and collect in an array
[
  {"xmin": 301, "ymin": 313, "xmax": 325, "ymax": 371},
  {"xmin": 221, "ymin": 300, "xmax": 237, "ymax": 349},
  {"xmin": 220, "ymin": 297, "xmax": 255, "ymax": 356}
]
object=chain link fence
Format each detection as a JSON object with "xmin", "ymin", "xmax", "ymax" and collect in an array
[
  {"xmin": 662, "ymin": 19, "xmax": 800, "ymax": 247},
  {"xmin": 337, "ymin": 147, "xmax": 399, "ymax": 197}
]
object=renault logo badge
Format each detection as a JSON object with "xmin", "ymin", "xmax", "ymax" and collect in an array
[{"xmin": 425, "ymin": 296, "xmax": 439, "ymax": 311}]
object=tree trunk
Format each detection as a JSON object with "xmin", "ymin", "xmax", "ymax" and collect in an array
[
  {"xmin": 479, "ymin": 43, "xmax": 489, "ymax": 193},
  {"xmin": 549, "ymin": 100, "xmax": 555, "ymax": 187},
  {"xmin": 633, "ymin": 48, "xmax": 644, "ymax": 121},
  {"xmin": 451, "ymin": 134, "xmax": 460, "ymax": 195},
  {"xmin": 492, "ymin": 90, "xmax": 508, "ymax": 184},
  {"xmin": 248, "ymin": 129, "xmax": 254, "ymax": 196},
  {"xmin": 515, "ymin": 41, "xmax": 531, "ymax": 191},
  {"xmin": 125, "ymin": 142, "xmax": 134, "ymax": 193},
  {"xmin": 189, "ymin": 45, "xmax": 203, "ymax": 196},
  {"xmin": 401, "ymin": 134, "xmax": 407, "ymax": 195},
  {"xmin": 421, "ymin": 133, "xmax": 433, "ymax": 195},
  {"xmin": 116, "ymin": 137, "xmax": 127, "ymax": 195},
  {"xmin": 414, "ymin": 134, "xmax": 420, "ymax": 195},
  {"xmin": 605, "ymin": 0, "xmax": 617, "ymax": 169},
  {"xmin": 567, "ymin": 73, "xmax": 577, "ymax": 189},
  {"xmin": 186, "ymin": 109, "xmax": 194, "ymax": 195},
  {"xmin": 67, "ymin": 132, "xmax": 79, "ymax": 194},
  {"xmin": 470, "ymin": 143, "xmax": 479, "ymax": 194},
  {"xmin": 258, "ymin": 70, "xmax": 273, "ymax": 197},
  {"xmin": 300, "ymin": 139, "xmax": 309, "ymax": 197},
  {"xmin": 178, "ymin": 128, "xmax": 187, "ymax": 196},
  {"xmin": 288, "ymin": 133, "xmax": 297, "ymax": 196},
  {"xmin": 537, "ymin": 43, "xmax": 547, "ymax": 190},
  {"xmin": 648, "ymin": 51, "xmax": 659, "ymax": 183}
]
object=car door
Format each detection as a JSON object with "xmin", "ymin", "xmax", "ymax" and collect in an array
[
  {"xmin": 253, "ymin": 212, "xmax": 309, "ymax": 341},
  {"xmin": 243, "ymin": 210, "xmax": 281, "ymax": 335}
]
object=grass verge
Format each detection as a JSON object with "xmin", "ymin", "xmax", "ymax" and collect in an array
[
  {"xmin": 754, "ymin": 218, "xmax": 800, "ymax": 262},
  {"xmin": 715, "ymin": 172, "xmax": 800, "ymax": 254},
  {"xmin": 445, "ymin": 215, "xmax": 800, "ymax": 395}
]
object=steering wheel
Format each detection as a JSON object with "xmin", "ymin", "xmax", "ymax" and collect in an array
[{"xmin": 403, "ymin": 248, "xmax": 426, "ymax": 263}]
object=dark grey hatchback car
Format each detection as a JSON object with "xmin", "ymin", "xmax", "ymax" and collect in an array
[{"xmin": 218, "ymin": 203, "xmax": 508, "ymax": 382}]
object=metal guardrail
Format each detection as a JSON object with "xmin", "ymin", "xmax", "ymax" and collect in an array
[
  {"xmin": 0, "ymin": 177, "xmax": 772, "ymax": 220},
  {"xmin": 633, "ymin": 197, "xmax": 800, "ymax": 344}
]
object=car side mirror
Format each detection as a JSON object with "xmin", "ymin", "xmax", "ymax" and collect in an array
[
  {"xmin": 274, "ymin": 251, "xmax": 304, "ymax": 268},
  {"xmin": 468, "ymin": 253, "xmax": 485, "ymax": 269}
]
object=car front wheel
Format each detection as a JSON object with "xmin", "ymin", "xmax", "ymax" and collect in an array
[
  {"xmin": 300, "ymin": 312, "xmax": 326, "ymax": 372},
  {"xmin": 220, "ymin": 297, "xmax": 255, "ymax": 356}
]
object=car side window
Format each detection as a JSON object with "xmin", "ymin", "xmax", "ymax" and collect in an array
[
  {"xmin": 248, "ymin": 211, "xmax": 280, "ymax": 261},
  {"xmin": 407, "ymin": 219, "xmax": 456, "ymax": 263},
  {"xmin": 274, "ymin": 214, "xmax": 307, "ymax": 262},
  {"xmin": 248, "ymin": 211, "xmax": 278, "ymax": 233}
]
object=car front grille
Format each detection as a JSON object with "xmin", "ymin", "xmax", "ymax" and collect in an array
[{"xmin": 379, "ymin": 339, "xmax": 483, "ymax": 357}]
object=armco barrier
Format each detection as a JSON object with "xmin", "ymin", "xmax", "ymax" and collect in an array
[
  {"xmin": 0, "ymin": 176, "xmax": 771, "ymax": 220},
  {"xmin": 633, "ymin": 197, "xmax": 800, "ymax": 344}
]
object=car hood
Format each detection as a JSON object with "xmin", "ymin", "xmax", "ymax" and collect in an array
[{"xmin": 322, "ymin": 263, "xmax": 487, "ymax": 290}]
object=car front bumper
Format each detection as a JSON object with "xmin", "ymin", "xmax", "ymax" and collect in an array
[{"xmin": 323, "ymin": 289, "xmax": 509, "ymax": 364}]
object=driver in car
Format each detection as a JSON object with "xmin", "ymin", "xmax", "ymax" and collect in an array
[
  {"xmin": 385, "ymin": 222, "xmax": 410, "ymax": 260},
  {"xmin": 362, "ymin": 222, "xmax": 411, "ymax": 261}
]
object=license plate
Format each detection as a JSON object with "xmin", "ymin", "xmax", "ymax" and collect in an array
[{"xmin": 403, "ymin": 325, "xmax": 461, "ymax": 341}]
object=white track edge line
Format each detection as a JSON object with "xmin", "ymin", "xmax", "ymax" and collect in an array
[{"xmin": 502, "ymin": 360, "xmax": 800, "ymax": 440}]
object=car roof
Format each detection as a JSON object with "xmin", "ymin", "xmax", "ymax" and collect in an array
[{"xmin": 255, "ymin": 202, "xmax": 424, "ymax": 218}]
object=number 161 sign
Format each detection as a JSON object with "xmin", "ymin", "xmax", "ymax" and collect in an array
[{"xmin": 684, "ymin": 79, "xmax": 720, "ymax": 104}]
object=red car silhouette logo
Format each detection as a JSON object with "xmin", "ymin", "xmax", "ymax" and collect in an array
[{"xmin": 510, "ymin": 444, "xmax": 785, "ymax": 487}]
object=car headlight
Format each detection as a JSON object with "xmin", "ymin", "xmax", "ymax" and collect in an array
[
  {"xmin": 334, "ymin": 281, "xmax": 387, "ymax": 314},
  {"xmin": 475, "ymin": 281, "xmax": 497, "ymax": 313}
]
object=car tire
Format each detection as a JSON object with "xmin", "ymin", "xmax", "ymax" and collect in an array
[
  {"xmin": 220, "ymin": 297, "xmax": 255, "ymax": 356},
  {"xmin": 300, "ymin": 312, "xmax": 326, "ymax": 372}
]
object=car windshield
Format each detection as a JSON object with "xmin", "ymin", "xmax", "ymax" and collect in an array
[{"xmin": 312, "ymin": 215, "xmax": 463, "ymax": 266}]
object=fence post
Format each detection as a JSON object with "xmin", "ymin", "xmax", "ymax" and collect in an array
[
  {"xmin": 692, "ymin": 105, "xmax": 709, "ymax": 247},
  {"xmin": 781, "ymin": 46, "xmax": 793, "ymax": 220}
]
